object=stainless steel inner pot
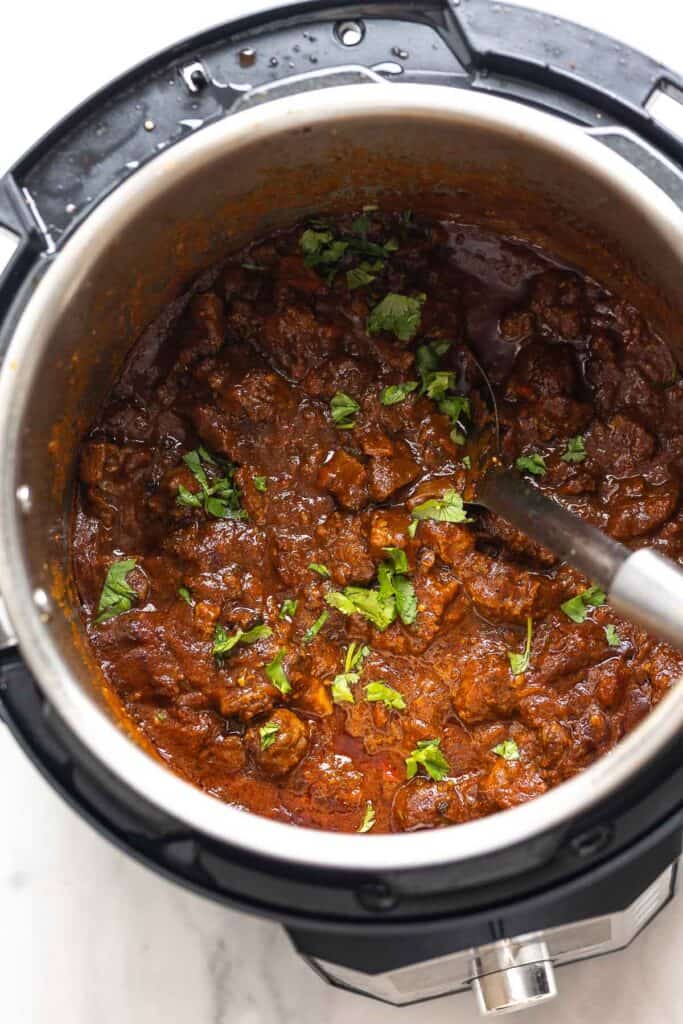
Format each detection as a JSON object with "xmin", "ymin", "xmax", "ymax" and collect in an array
[{"xmin": 1, "ymin": 84, "xmax": 683, "ymax": 872}]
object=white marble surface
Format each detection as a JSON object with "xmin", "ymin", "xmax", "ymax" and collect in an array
[{"xmin": 2, "ymin": 1, "xmax": 683, "ymax": 1021}]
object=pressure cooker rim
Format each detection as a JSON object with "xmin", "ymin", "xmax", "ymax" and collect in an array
[{"xmin": 2, "ymin": 84, "xmax": 683, "ymax": 873}]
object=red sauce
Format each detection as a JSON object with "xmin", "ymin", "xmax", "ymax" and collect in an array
[{"xmin": 71, "ymin": 211, "xmax": 683, "ymax": 832}]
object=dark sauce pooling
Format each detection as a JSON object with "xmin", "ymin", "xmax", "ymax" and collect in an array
[{"xmin": 71, "ymin": 211, "xmax": 683, "ymax": 833}]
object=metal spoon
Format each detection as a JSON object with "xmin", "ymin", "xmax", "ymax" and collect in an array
[{"xmin": 476, "ymin": 467, "xmax": 683, "ymax": 649}]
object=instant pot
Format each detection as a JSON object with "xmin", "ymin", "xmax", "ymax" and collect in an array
[{"xmin": 1, "ymin": 0, "xmax": 683, "ymax": 1015}]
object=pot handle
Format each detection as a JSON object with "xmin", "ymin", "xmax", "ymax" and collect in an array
[{"xmin": 0, "ymin": 175, "xmax": 44, "ymax": 329}]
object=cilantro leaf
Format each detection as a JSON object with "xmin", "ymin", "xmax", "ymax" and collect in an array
[
  {"xmin": 345, "ymin": 642, "xmax": 370, "ymax": 673},
  {"xmin": 508, "ymin": 616, "xmax": 533, "ymax": 676},
  {"xmin": 308, "ymin": 562, "xmax": 331, "ymax": 578},
  {"xmin": 393, "ymin": 575, "xmax": 418, "ymax": 626},
  {"xmin": 364, "ymin": 681, "xmax": 407, "ymax": 710},
  {"xmin": 279, "ymin": 598, "xmax": 298, "ymax": 621},
  {"xmin": 95, "ymin": 558, "xmax": 138, "ymax": 623},
  {"xmin": 177, "ymin": 447, "xmax": 246, "ymax": 520},
  {"xmin": 358, "ymin": 801, "xmax": 376, "ymax": 833},
  {"xmin": 407, "ymin": 519, "xmax": 419, "ymax": 539},
  {"xmin": 326, "ymin": 587, "xmax": 397, "ymax": 631},
  {"xmin": 491, "ymin": 739, "xmax": 520, "ymax": 761},
  {"xmin": 178, "ymin": 586, "xmax": 193, "ymax": 606},
  {"xmin": 561, "ymin": 585, "xmax": 607, "ymax": 624},
  {"xmin": 332, "ymin": 673, "xmax": 357, "ymax": 704},
  {"xmin": 383, "ymin": 546, "xmax": 409, "ymax": 574},
  {"xmin": 367, "ymin": 292, "xmax": 426, "ymax": 342},
  {"xmin": 302, "ymin": 610, "xmax": 329, "ymax": 645},
  {"xmin": 462, "ymin": 455, "xmax": 472, "ymax": 469},
  {"xmin": 380, "ymin": 381, "xmax": 418, "ymax": 405},
  {"xmin": 561, "ymin": 435, "xmax": 586, "ymax": 463},
  {"xmin": 300, "ymin": 228, "xmax": 348, "ymax": 267},
  {"xmin": 604, "ymin": 624, "xmax": 621, "ymax": 647},
  {"xmin": 259, "ymin": 721, "xmax": 280, "ymax": 751},
  {"xmin": 265, "ymin": 650, "xmax": 291, "ymax": 694},
  {"xmin": 516, "ymin": 453, "xmax": 547, "ymax": 477},
  {"xmin": 213, "ymin": 622, "xmax": 272, "ymax": 659},
  {"xmin": 411, "ymin": 489, "xmax": 472, "ymax": 524},
  {"xmin": 330, "ymin": 392, "xmax": 360, "ymax": 429},
  {"xmin": 423, "ymin": 371, "xmax": 456, "ymax": 402},
  {"xmin": 346, "ymin": 260, "xmax": 384, "ymax": 291},
  {"xmin": 405, "ymin": 738, "xmax": 450, "ymax": 781},
  {"xmin": 253, "ymin": 475, "xmax": 268, "ymax": 492}
]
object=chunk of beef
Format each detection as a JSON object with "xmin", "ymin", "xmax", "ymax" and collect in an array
[
  {"xmin": 317, "ymin": 449, "xmax": 369, "ymax": 510},
  {"xmin": 247, "ymin": 708, "xmax": 309, "ymax": 776}
]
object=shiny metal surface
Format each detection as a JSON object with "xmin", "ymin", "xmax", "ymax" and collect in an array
[
  {"xmin": 611, "ymin": 549, "xmax": 683, "ymax": 649},
  {"xmin": 312, "ymin": 863, "xmax": 676, "ymax": 1007},
  {"xmin": 1, "ymin": 84, "xmax": 683, "ymax": 870},
  {"xmin": 472, "ymin": 942, "xmax": 556, "ymax": 1016}
]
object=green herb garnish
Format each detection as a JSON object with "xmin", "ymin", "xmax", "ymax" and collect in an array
[
  {"xmin": 367, "ymin": 292, "xmax": 426, "ymax": 342},
  {"xmin": 259, "ymin": 721, "xmax": 280, "ymax": 751},
  {"xmin": 358, "ymin": 801, "xmax": 376, "ymax": 833},
  {"xmin": 561, "ymin": 435, "xmax": 586, "ymax": 463},
  {"xmin": 508, "ymin": 616, "xmax": 533, "ymax": 675},
  {"xmin": 326, "ymin": 588, "xmax": 396, "ymax": 631},
  {"xmin": 326, "ymin": 551, "xmax": 417, "ymax": 630},
  {"xmin": 213, "ymin": 622, "xmax": 272, "ymax": 659},
  {"xmin": 365, "ymin": 681, "xmax": 407, "ymax": 710},
  {"xmin": 380, "ymin": 381, "xmax": 419, "ymax": 405},
  {"xmin": 561, "ymin": 585, "xmax": 606, "ymax": 624},
  {"xmin": 405, "ymin": 738, "xmax": 450, "ymax": 781},
  {"xmin": 491, "ymin": 739, "xmax": 520, "ymax": 761},
  {"xmin": 178, "ymin": 586, "xmax": 193, "ymax": 606},
  {"xmin": 265, "ymin": 650, "xmax": 291, "ymax": 694},
  {"xmin": 299, "ymin": 228, "xmax": 348, "ymax": 268},
  {"xmin": 331, "ymin": 674, "xmax": 356, "ymax": 704},
  {"xmin": 346, "ymin": 260, "xmax": 384, "ymax": 290},
  {"xmin": 604, "ymin": 624, "xmax": 621, "ymax": 647},
  {"xmin": 177, "ymin": 446, "xmax": 246, "ymax": 520},
  {"xmin": 462, "ymin": 455, "xmax": 472, "ymax": 469},
  {"xmin": 308, "ymin": 562, "xmax": 331, "ymax": 578},
  {"xmin": 95, "ymin": 558, "xmax": 138, "ymax": 623},
  {"xmin": 253, "ymin": 475, "xmax": 268, "ymax": 492},
  {"xmin": 302, "ymin": 610, "xmax": 329, "ymax": 645},
  {"xmin": 516, "ymin": 453, "xmax": 547, "ymax": 477},
  {"xmin": 279, "ymin": 598, "xmax": 298, "ymax": 621},
  {"xmin": 330, "ymin": 392, "xmax": 360, "ymax": 429},
  {"xmin": 408, "ymin": 519, "xmax": 419, "ymax": 539},
  {"xmin": 383, "ymin": 546, "xmax": 409, "ymax": 574},
  {"xmin": 411, "ymin": 489, "xmax": 472, "ymax": 524}
]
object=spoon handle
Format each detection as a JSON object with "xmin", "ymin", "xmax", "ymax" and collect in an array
[{"xmin": 478, "ymin": 469, "xmax": 683, "ymax": 648}]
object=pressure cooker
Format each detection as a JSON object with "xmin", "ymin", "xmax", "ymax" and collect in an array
[{"xmin": 1, "ymin": 0, "xmax": 683, "ymax": 1014}]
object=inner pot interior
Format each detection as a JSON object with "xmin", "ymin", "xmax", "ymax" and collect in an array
[{"xmin": 3, "ymin": 85, "xmax": 683, "ymax": 863}]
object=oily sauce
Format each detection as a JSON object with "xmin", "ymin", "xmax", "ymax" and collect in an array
[{"xmin": 71, "ymin": 211, "xmax": 683, "ymax": 833}]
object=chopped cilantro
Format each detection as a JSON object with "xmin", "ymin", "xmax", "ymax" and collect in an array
[
  {"xmin": 516, "ymin": 453, "xmax": 547, "ymax": 477},
  {"xmin": 393, "ymin": 575, "xmax": 418, "ymax": 626},
  {"xmin": 213, "ymin": 622, "xmax": 272, "ymax": 659},
  {"xmin": 411, "ymin": 489, "xmax": 472, "ymax": 524},
  {"xmin": 330, "ymin": 392, "xmax": 360, "ymax": 429},
  {"xmin": 405, "ymin": 738, "xmax": 450, "ymax": 781},
  {"xmin": 561, "ymin": 585, "xmax": 606, "ymax": 624},
  {"xmin": 265, "ymin": 650, "xmax": 291, "ymax": 694},
  {"xmin": 346, "ymin": 261, "xmax": 382, "ymax": 290},
  {"xmin": 326, "ymin": 588, "xmax": 396, "ymax": 631},
  {"xmin": 299, "ymin": 228, "xmax": 348, "ymax": 267},
  {"xmin": 462, "ymin": 455, "xmax": 472, "ymax": 469},
  {"xmin": 331, "ymin": 674, "xmax": 356, "ymax": 704},
  {"xmin": 604, "ymin": 624, "xmax": 621, "ymax": 647},
  {"xmin": 492, "ymin": 739, "xmax": 520, "ymax": 761},
  {"xmin": 154, "ymin": 709, "xmax": 167, "ymax": 723},
  {"xmin": 279, "ymin": 598, "xmax": 298, "ymax": 621},
  {"xmin": 345, "ymin": 642, "xmax": 370, "ymax": 673},
  {"xmin": 423, "ymin": 370, "xmax": 456, "ymax": 401},
  {"xmin": 365, "ymin": 681, "xmax": 406, "ymax": 710},
  {"xmin": 380, "ymin": 381, "xmax": 419, "ymax": 405},
  {"xmin": 383, "ymin": 546, "xmax": 408, "ymax": 574},
  {"xmin": 178, "ymin": 586, "xmax": 193, "ymax": 606},
  {"xmin": 302, "ymin": 610, "xmax": 329, "ymax": 645},
  {"xmin": 95, "ymin": 559, "xmax": 138, "ymax": 624},
  {"xmin": 408, "ymin": 519, "xmax": 419, "ymax": 539},
  {"xmin": 259, "ymin": 721, "xmax": 280, "ymax": 751},
  {"xmin": 308, "ymin": 562, "xmax": 331, "ymax": 578},
  {"xmin": 367, "ymin": 292, "xmax": 426, "ymax": 342},
  {"xmin": 177, "ymin": 446, "xmax": 246, "ymax": 520},
  {"xmin": 253, "ymin": 475, "xmax": 268, "ymax": 492},
  {"xmin": 508, "ymin": 616, "xmax": 533, "ymax": 676},
  {"xmin": 358, "ymin": 801, "xmax": 376, "ymax": 833},
  {"xmin": 561, "ymin": 435, "xmax": 586, "ymax": 463}
]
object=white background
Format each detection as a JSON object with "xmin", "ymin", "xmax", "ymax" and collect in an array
[{"xmin": 2, "ymin": 2, "xmax": 683, "ymax": 1022}]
